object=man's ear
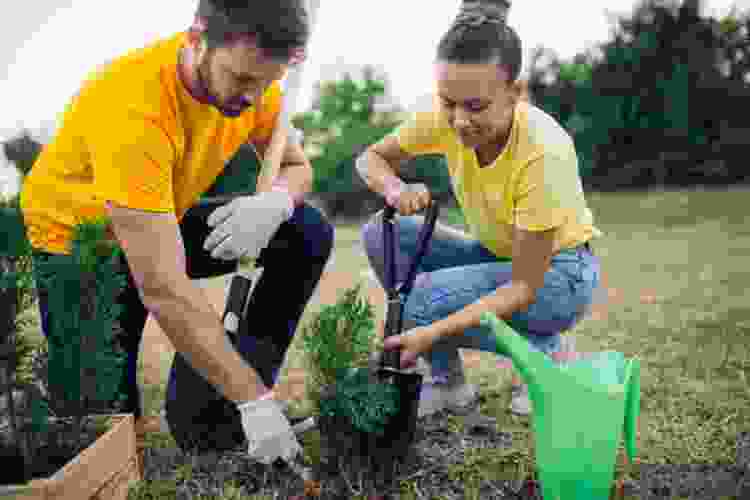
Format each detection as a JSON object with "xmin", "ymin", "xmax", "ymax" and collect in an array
[
  {"xmin": 512, "ymin": 79, "xmax": 530, "ymax": 102},
  {"xmin": 186, "ymin": 30, "xmax": 208, "ymax": 59}
]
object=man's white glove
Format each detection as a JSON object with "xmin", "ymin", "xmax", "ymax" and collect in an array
[
  {"xmin": 204, "ymin": 191, "xmax": 294, "ymax": 261},
  {"xmin": 236, "ymin": 397, "xmax": 303, "ymax": 465}
]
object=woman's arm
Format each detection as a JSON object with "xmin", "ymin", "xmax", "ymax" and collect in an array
[{"xmin": 429, "ymin": 226, "xmax": 557, "ymax": 339}]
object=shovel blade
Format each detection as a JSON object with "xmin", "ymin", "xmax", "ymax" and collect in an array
[{"xmin": 375, "ymin": 368, "xmax": 423, "ymax": 458}]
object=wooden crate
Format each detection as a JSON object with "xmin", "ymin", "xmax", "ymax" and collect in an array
[{"xmin": 0, "ymin": 414, "xmax": 141, "ymax": 500}]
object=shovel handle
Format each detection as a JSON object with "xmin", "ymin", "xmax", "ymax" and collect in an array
[
  {"xmin": 381, "ymin": 201, "xmax": 440, "ymax": 370},
  {"xmin": 381, "ymin": 201, "xmax": 439, "ymax": 296}
]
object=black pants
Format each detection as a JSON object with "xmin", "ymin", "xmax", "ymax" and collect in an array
[{"xmin": 33, "ymin": 200, "xmax": 334, "ymax": 451}]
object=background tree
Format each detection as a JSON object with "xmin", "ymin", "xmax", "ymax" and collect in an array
[
  {"xmin": 528, "ymin": 0, "xmax": 750, "ymax": 190},
  {"xmin": 2, "ymin": 130, "xmax": 42, "ymax": 178}
]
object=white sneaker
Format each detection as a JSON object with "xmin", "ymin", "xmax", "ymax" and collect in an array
[
  {"xmin": 509, "ymin": 382, "xmax": 531, "ymax": 416},
  {"xmin": 418, "ymin": 377, "xmax": 478, "ymax": 418}
]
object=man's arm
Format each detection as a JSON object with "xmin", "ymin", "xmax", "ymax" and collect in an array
[
  {"xmin": 255, "ymin": 136, "xmax": 312, "ymax": 205},
  {"xmin": 105, "ymin": 202, "xmax": 268, "ymax": 404}
]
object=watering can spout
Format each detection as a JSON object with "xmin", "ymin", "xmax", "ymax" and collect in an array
[{"xmin": 479, "ymin": 312, "xmax": 551, "ymax": 388}]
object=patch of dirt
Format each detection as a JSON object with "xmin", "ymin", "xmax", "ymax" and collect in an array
[
  {"xmin": 138, "ymin": 408, "xmax": 546, "ymax": 500},
  {"xmin": 139, "ymin": 446, "xmax": 308, "ymax": 498}
]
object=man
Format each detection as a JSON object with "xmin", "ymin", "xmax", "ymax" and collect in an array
[{"xmin": 19, "ymin": 0, "xmax": 333, "ymax": 464}]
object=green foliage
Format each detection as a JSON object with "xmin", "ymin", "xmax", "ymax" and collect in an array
[
  {"xmin": 0, "ymin": 207, "xmax": 35, "ymax": 319},
  {"xmin": 10, "ymin": 329, "xmax": 39, "ymax": 386},
  {"xmin": 310, "ymin": 120, "xmax": 397, "ymax": 195},
  {"xmin": 291, "ymin": 71, "xmax": 402, "ymax": 194},
  {"xmin": 301, "ymin": 284, "xmax": 375, "ymax": 387},
  {"xmin": 301, "ymin": 284, "xmax": 402, "ymax": 435},
  {"xmin": 528, "ymin": 0, "xmax": 750, "ymax": 189},
  {"xmin": 32, "ymin": 215, "xmax": 128, "ymax": 421},
  {"xmin": 318, "ymin": 366, "xmax": 400, "ymax": 436}
]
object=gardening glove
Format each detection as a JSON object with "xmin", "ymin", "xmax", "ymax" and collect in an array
[
  {"xmin": 382, "ymin": 325, "xmax": 440, "ymax": 370},
  {"xmin": 204, "ymin": 191, "xmax": 294, "ymax": 261},
  {"xmin": 383, "ymin": 177, "xmax": 431, "ymax": 216},
  {"xmin": 236, "ymin": 394, "xmax": 303, "ymax": 465}
]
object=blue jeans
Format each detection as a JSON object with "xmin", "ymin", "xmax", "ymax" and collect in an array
[{"xmin": 361, "ymin": 211, "xmax": 601, "ymax": 382}]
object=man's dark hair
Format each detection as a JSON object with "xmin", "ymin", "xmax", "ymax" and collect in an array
[
  {"xmin": 436, "ymin": 0, "xmax": 522, "ymax": 83},
  {"xmin": 196, "ymin": 0, "xmax": 310, "ymax": 59}
]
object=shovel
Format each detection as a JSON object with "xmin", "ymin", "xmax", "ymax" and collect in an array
[{"xmin": 373, "ymin": 200, "xmax": 440, "ymax": 458}]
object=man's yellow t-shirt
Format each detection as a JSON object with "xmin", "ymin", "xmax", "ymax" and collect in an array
[
  {"xmin": 395, "ymin": 98, "xmax": 602, "ymax": 258},
  {"xmin": 20, "ymin": 32, "xmax": 282, "ymax": 255}
]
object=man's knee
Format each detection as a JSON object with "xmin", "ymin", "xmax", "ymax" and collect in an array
[{"xmin": 291, "ymin": 202, "xmax": 335, "ymax": 262}]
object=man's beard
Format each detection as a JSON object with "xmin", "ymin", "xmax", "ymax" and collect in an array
[{"xmin": 194, "ymin": 57, "xmax": 253, "ymax": 117}]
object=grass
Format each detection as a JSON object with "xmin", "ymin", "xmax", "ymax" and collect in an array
[{"xmin": 14, "ymin": 188, "xmax": 750, "ymax": 498}]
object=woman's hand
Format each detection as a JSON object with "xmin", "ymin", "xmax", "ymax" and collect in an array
[
  {"xmin": 384, "ymin": 177, "xmax": 432, "ymax": 216},
  {"xmin": 382, "ymin": 325, "xmax": 440, "ymax": 369}
]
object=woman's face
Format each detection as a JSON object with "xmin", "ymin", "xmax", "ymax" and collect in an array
[{"xmin": 434, "ymin": 61, "xmax": 520, "ymax": 150}]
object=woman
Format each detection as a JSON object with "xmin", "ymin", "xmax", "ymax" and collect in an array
[{"xmin": 357, "ymin": 0, "xmax": 602, "ymax": 417}]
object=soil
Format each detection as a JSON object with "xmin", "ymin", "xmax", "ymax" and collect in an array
[
  {"xmin": 140, "ymin": 446, "xmax": 309, "ymax": 499},
  {"xmin": 137, "ymin": 410, "xmax": 750, "ymax": 499},
  {"xmin": 139, "ymin": 407, "xmax": 541, "ymax": 500},
  {"xmin": 0, "ymin": 417, "xmax": 109, "ymax": 485}
]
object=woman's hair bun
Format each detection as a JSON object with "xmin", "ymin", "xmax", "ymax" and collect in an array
[{"xmin": 460, "ymin": 0, "xmax": 510, "ymax": 22}]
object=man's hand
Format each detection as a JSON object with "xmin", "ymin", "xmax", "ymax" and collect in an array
[
  {"xmin": 236, "ymin": 394, "xmax": 303, "ymax": 464},
  {"xmin": 203, "ymin": 191, "xmax": 294, "ymax": 261},
  {"xmin": 384, "ymin": 178, "xmax": 432, "ymax": 216}
]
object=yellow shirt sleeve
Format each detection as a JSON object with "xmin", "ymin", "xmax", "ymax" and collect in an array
[
  {"xmin": 251, "ymin": 80, "xmax": 283, "ymax": 148},
  {"xmin": 393, "ymin": 109, "xmax": 446, "ymax": 156},
  {"xmin": 88, "ymin": 113, "xmax": 177, "ymax": 213},
  {"xmin": 513, "ymin": 153, "xmax": 583, "ymax": 232}
]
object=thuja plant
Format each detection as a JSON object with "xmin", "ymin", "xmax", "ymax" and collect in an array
[
  {"xmin": 0, "ymin": 203, "xmax": 44, "ymax": 477},
  {"xmin": 2, "ymin": 214, "xmax": 129, "ymax": 483},
  {"xmin": 30, "ymin": 215, "xmax": 129, "ymax": 440},
  {"xmin": 300, "ymin": 284, "xmax": 399, "ymax": 436},
  {"xmin": 320, "ymin": 365, "xmax": 399, "ymax": 436}
]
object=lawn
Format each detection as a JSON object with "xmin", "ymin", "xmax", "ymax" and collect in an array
[{"xmin": 16, "ymin": 188, "xmax": 750, "ymax": 498}]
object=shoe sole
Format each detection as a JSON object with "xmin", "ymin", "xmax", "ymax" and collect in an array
[{"xmin": 418, "ymin": 384, "xmax": 479, "ymax": 418}]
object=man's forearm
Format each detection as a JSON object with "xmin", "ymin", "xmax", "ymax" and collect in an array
[
  {"xmin": 144, "ymin": 279, "xmax": 268, "ymax": 404},
  {"xmin": 272, "ymin": 161, "xmax": 312, "ymax": 205}
]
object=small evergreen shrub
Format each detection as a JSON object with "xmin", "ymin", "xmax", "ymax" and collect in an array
[{"xmin": 300, "ymin": 284, "xmax": 399, "ymax": 435}]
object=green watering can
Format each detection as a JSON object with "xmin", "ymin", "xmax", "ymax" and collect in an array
[{"xmin": 480, "ymin": 312, "xmax": 640, "ymax": 500}]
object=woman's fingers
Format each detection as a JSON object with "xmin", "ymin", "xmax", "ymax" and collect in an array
[{"xmin": 396, "ymin": 191, "xmax": 431, "ymax": 216}]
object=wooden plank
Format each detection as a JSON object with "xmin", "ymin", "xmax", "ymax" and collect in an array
[{"xmin": 37, "ymin": 414, "xmax": 138, "ymax": 500}]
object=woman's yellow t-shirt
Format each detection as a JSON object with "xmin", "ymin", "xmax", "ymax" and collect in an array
[
  {"xmin": 20, "ymin": 32, "xmax": 282, "ymax": 255},
  {"xmin": 395, "ymin": 98, "xmax": 602, "ymax": 258}
]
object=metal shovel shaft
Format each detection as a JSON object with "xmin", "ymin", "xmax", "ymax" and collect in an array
[{"xmin": 380, "ymin": 202, "xmax": 440, "ymax": 370}]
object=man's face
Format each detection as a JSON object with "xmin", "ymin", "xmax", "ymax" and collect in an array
[
  {"xmin": 434, "ymin": 61, "xmax": 519, "ymax": 150},
  {"xmin": 193, "ymin": 36, "xmax": 288, "ymax": 117}
]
